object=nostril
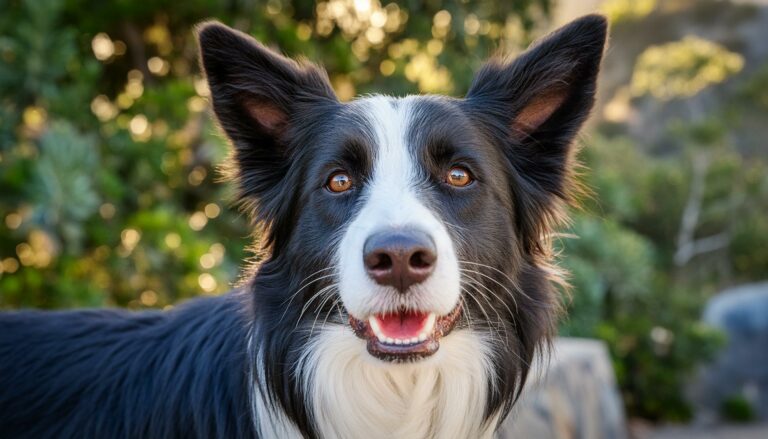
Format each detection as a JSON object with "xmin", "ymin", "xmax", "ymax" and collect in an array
[
  {"xmin": 409, "ymin": 250, "xmax": 434, "ymax": 269},
  {"xmin": 371, "ymin": 253, "xmax": 392, "ymax": 271}
]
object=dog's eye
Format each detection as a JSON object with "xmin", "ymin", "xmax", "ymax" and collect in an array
[
  {"xmin": 446, "ymin": 166, "xmax": 473, "ymax": 187},
  {"xmin": 327, "ymin": 172, "xmax": 353, "ymax": 193}
]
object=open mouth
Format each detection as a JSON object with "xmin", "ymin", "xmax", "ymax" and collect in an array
[{"xmin": 349, "ymin": 304, "xmax": 462, "ymax": 362}]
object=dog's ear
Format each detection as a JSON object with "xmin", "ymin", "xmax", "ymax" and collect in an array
[
  {"xmin": 464, "ymin": 14, "xmax": 607, "ymax": 254},
  {"xmin": 197, "ymin": 22, "xmax": 338, "ymax": 238},
  {"xmin": 197, "ymin": 22, "xmax": 338, "ymax": 144}
]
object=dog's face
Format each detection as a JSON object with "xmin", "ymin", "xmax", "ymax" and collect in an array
[{"xmin": 199, "ymin": 14, "xmax": 605, "ymax": 431}]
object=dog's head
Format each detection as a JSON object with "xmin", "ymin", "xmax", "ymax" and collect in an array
[{"xmin": 198, "ymin": 13, "xmax": 605, "ymax": 428}]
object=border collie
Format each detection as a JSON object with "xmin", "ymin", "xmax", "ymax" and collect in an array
[{"xmin": 0, "ymin": 14, "xmax": 606, "ymax": 439}]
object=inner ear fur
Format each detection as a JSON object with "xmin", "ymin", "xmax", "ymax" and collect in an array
[
  {"xmin": 510, "ymin": 87, "xmax": 569, "ymax": 141},
  {"xmin": 242, "ymin": 97, "xmax": 289, "ymax": 138}
]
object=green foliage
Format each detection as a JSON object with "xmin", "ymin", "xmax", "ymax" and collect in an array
[
  {"xmin": 563, "ymin": 130, "xmax": 766, "ymax": 420},
  {"xmin": 721, "ymin": 395, "xmax": 756, "ymax": 423},
  {"xmin": 600, "ymin": 0, "xmax": 656, "ymax": 24},
  {"xmin": 30, "ymin": 122, "xmax": 101, "ymax": 252},
  {"xmin": 593, "ymin": 288, "xmax": 724, "ymax": 421},
  {"xmin": 559, "ymin": 215, "xmax": 656, "ymax": 336},
  {"xmin": 559, "ymin": 137, "xmax": 727, "ymax": 421},
  {"xmin": 631, "ymin": 36, "xmax": 744, "ymax": 100}
]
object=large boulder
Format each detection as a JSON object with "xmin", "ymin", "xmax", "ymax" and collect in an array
[
  {"xmin": 497, "ymin": 337, "xmax": 627, "ymax": 439},
  {"xmin": 691, "ymin": 282, "xmax": 768, "ymax": 421}
]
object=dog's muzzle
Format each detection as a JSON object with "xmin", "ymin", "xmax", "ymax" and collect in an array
[{"xmin": 348, "ymin": 228, "xmax": 461, "ymax": 362}]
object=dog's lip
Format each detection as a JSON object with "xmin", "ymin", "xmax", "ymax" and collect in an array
[{"xmin": 348, "ymin": 304, "xmax": 462, "ymax": 362}]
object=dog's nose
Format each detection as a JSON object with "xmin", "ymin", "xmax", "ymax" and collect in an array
[{"xmin": 363, "ymin": 229, "xmax": 436, "ymax": 292}]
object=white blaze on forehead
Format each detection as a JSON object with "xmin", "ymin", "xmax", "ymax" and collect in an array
[
  {"xmin": 364, "ymin": 96, "xmax": 417, "ymax": 208},
  {"xmin": 336, "ymin": 95, "xmax": 462, "ymax": 318}
]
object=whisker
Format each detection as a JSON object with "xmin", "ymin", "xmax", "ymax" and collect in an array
[
  {"xmin": 320, "ymin": 297, "xmax": 343, "ymax": 330},
  {"xmin": 459, "ymin": 267, "xmax": 540, "ymax": 311},
  {"xmin": 459, "ymin": 296, "xmax": 473, "ymax": 331},
  {"xmin": 442, "ymin": 220, "xmax": 469, "ymax": 232},
  {"xmin": 458, "ymin": 261, "xmax": 537, "ymax": 303},
  {"xmin": 461, "ymin": 286, "xmax": 504, "ymax": 342},
  {"xmin": 443, "ymin": 221, "xmax": 470, "ymax": 249},
  {"xmin": 309, "ymin": 288, "xmax": 339, "ymax": 338},
  {"xmin": 462, "ymin": 274, "xmax": 518, "ymax": 319},
  {"xmin": 278, "ymin": 268, "xmax": 338, "ymax": 323},
  {"xmin": 458, "ymin": 261, "xmax": 524, "ymax": 292},
  {"xmin": 295, "ymin": 284, "xmax": 337, "ymax": 328},
  {"xmin": 465, "ymin": 283, "xmax": 531, "ymax": 367},
  {"xmin": 462, "ymin": 282, "xmax": 506, "ymax": 333},
  {"xmin": 285, "ymin": 271, "xmax": 337, "ymax": 305}
]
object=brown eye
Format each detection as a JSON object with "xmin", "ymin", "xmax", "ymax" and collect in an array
[
  {"xmin": 446, "ymin": 166, "xmax": 473, "ymax": 187},
  {"xmin": 327, "ymin": 172, "xmax": 353, "ymax": 193}
]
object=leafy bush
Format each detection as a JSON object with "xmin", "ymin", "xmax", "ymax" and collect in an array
[
  {"xmin": 721, "ymin": 395, "xmax": 756, "ymax": 423},
  {"xmin": 559, "ymin": 136, "xmax": 717, "ymax": 420}
]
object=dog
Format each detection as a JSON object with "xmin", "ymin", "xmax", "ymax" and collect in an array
[{"xmin": 0, "ymin": 14, "xmax": 606, "ymax": 439}]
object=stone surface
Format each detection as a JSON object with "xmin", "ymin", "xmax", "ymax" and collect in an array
[
  {"xmin": 496, "ymin": 337, "xmax": 627, "ymax": 439},
  {"xmin": 691, "ymin": 282, "xmax": 768, "ymax": 421},
  {"xmin": 642, "ymin": 423, "xmax": 768, "ymax": 439}
]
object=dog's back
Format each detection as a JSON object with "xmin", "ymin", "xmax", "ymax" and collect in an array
[{"xmin": 0, "ymin": 294, "xmax": 256, "ymax": 439}]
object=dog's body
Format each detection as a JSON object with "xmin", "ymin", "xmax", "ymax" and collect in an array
[
  {"xmin": 0, "ymin": 294, "xmax": 256, "ymax": 438},
  {"xmin": 0, "ymin": 15, "xmax": 607, "ymax": 439}
]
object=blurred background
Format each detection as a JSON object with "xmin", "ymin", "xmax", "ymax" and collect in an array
[{"xmin": 1, "ymin": 0, "xmax": 767, "ymax": 437}]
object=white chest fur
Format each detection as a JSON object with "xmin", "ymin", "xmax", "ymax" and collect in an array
[{"xmin": 252, "ymin": 327, "xmax": 497, "ymax": 439}]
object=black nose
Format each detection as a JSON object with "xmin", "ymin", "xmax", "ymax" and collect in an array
[{"xmin": 363, "ymin": 229, "xmax": 437, "ymax": 292}]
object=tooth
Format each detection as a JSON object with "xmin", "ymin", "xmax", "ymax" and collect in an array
[
  {"xmin": 385, "ymin": 337, "xmax": 394, "ymax": 344},
  {"xmin": 410, "ymin": 337, "xmax": 419, "ymax": 344},
  {"xmin": 424, "ymin": 313, "xmax": 436, "ymax": 332},
  {"xmin": 369, "ymin": 317, "xmax": 381, "ymax": 334},
  {"xmin": 394, "ymin": 339, "xmax": 403, "ymax": 345},
  {"xmin": 418, "ymin": 333, "xmax": 427, "ymax": 342}
]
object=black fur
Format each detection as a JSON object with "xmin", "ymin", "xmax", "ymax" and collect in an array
[
  {"xmin": 0, "ymin": 15, "xmax": 607, "ymax": 438},
  {"xmin": 0, "ymin": 294, "xmax": 256, "ymax": 438}
]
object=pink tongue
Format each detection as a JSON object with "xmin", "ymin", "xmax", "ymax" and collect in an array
[{"xmin": 375, "ymin": 311, "xmax": 430, "ymax": 339}]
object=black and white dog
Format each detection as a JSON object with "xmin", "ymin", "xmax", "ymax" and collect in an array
[{"xmin": 0, "ymin": 15, "xmax": 606, "ymax": 439}]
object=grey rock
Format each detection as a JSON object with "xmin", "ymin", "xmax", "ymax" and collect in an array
[
  {"xmin": 691, "ymin": 282, "xmax": 768, "ymax": 421},
  {"xmin": 703, "ymin": 282, "xmax": 768, "ymax": 336},
  {"xmin": 644, "ymin": 423, "xmax": 768, "ymax": 439},
  {"xmin": 496, "ymin": 338, "xmax": 627, "ymax": 439}
]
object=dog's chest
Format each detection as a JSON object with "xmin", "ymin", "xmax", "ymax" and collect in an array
[{"xmin": 293, "ymin": 328, "xmax": 497, "ymax": 439}]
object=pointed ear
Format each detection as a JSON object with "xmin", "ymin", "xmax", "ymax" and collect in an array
[
  {"xmin": 197, "ymin": 22, "xmax": 338, "ymax": 143},
  {"xmin": 464, "ymin": 14, "xmax": 607, "ymax": 254},
  {"xmin": 197, "ymin": 22, "xmax": 338, "ymax": 234},
  {"xmin": 466, "ymin": 14, "xmax": 607, "ymax": 145}
]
